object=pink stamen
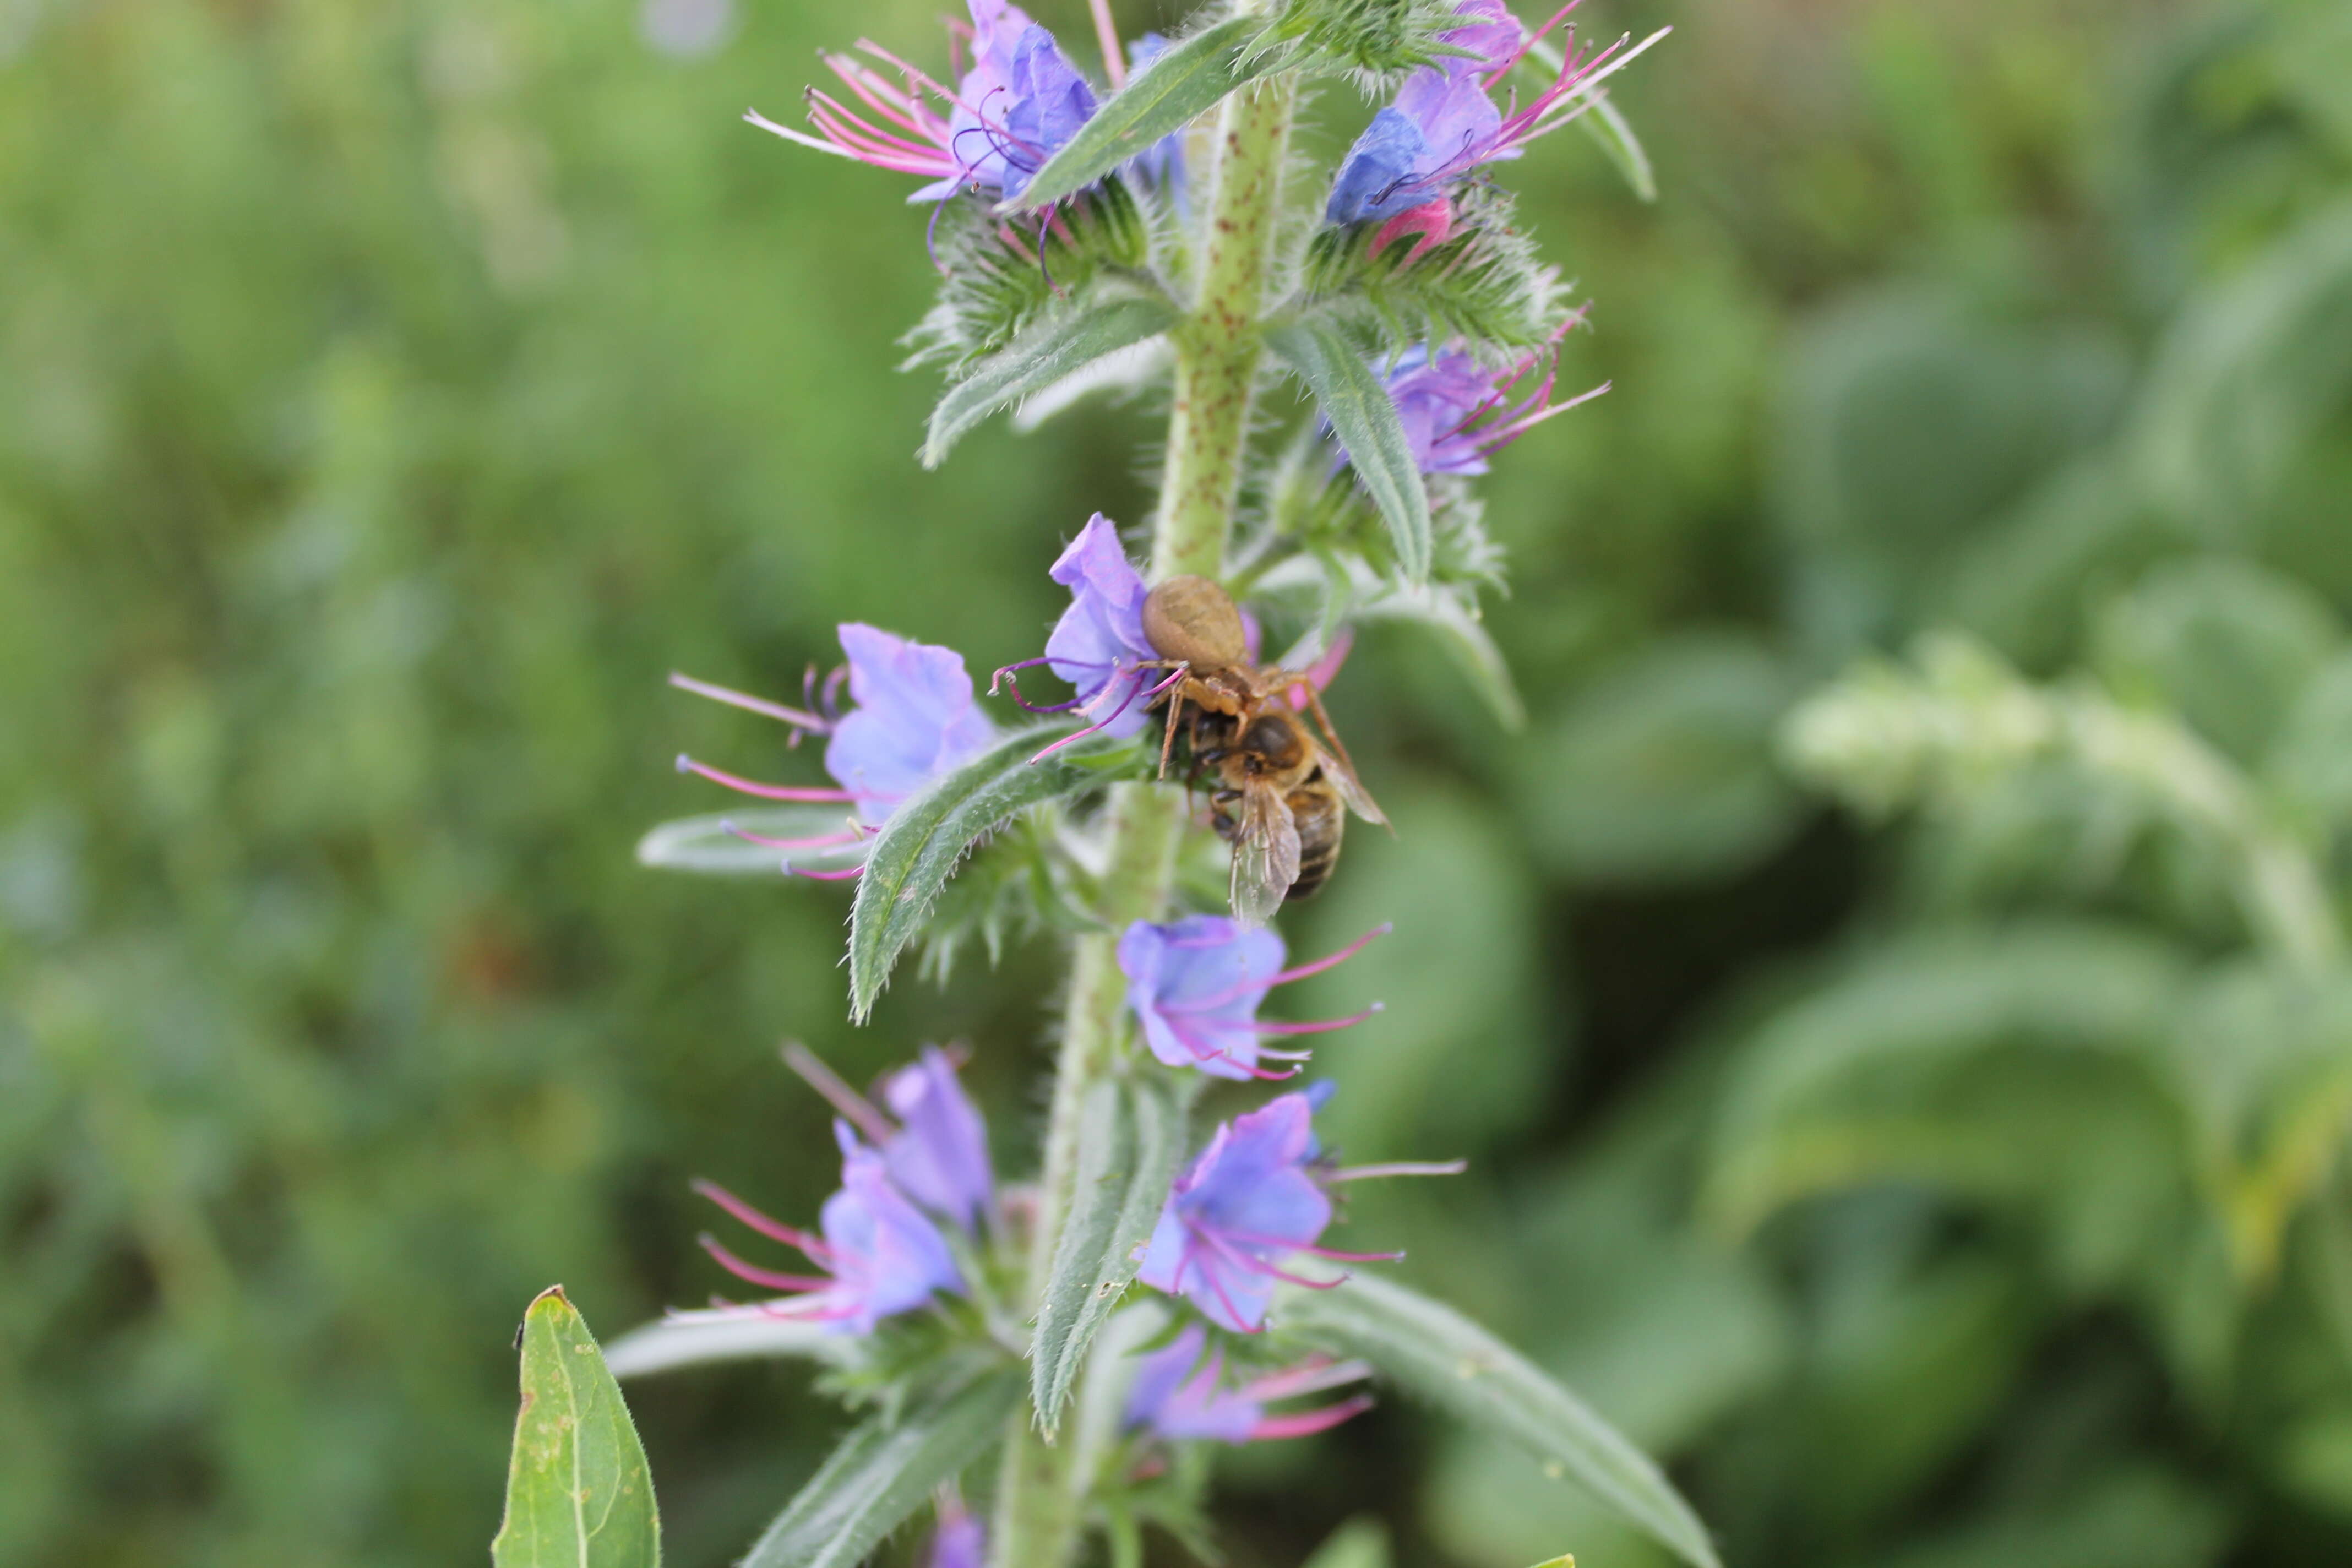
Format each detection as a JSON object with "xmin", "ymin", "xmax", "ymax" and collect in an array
[
  {"xmin": 677, "ymin": 755, "xmax": 859, "ymax": 802},
  {"xmin": 721, "ymin": 821, "xmax": 862, "ymax": 853},
  {"xmin": 669, "ymin": 673, "xmax": 834, "ymax": 731},
  {"xmin": 1270, "ymin": 922, "xmax": 1391, "ymax": 986},
  {"xmin": 1245, "ymin": 1357, "xmax": 1373, "ymax": 1402},
  {"xmin": 780, "ymin": 1042, "xmax": 899, "ymax": 1146},
  {"xmin": 1326, "ymin": 1159, "xmax": 1469, "ymax": 1182},
  {"xmin": 1255, "ymin": 1004, "xmax": 1384, "ymax": 1036},
  {"xmin": 1088, "ymin": 0, "xmax": 1127, "ymax": 89},
  {"xmin": 699, "ymin": 1234, "xmax": 834, "ymax": 1293},
  {"xmin": 1249, "ymin": 1396, "xmax": 1376, "ymax": 1441},
  {"xmin": 786, "ymin": 863, "xmax": 865, "ymax": 881},
  {"xmin": 693, "ymin": 1178, "xmax": 834, "ymax": 1259}
]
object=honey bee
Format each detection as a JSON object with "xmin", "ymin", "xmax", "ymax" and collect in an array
[{"xmin": 1138, "ymin": 575, "xmax": 1383, "ymax": 923}]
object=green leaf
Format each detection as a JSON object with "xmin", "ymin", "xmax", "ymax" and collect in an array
[
  {"xmin": 602, "ymin": 1309, "xmax": 847, "ymax": 1380},
  {"xmin": 1268, "ymin": 317, "xmax": 1432, "ymax": 582},
  {"xmin": 1278, "ymin": 1275, "xmax": 1718, "ymax": 1568},
  {"xmin": 848, "ymin": 722, "xmax": 1125, "ymax": 1022},
  {"xmin": 1575, "ymin": 92, "xmax": 1656, "ymax": 202},
  {"xmin": 635, "ymin": 807, "xmax": 867, "ymax": 878},
  {"xmin": 923, "ymin": 295, "xmax": 1180, "ymax": 467},
  {"xmin": 1302, "ymin": 1517, "xmax": 1393, "ymax": 1568},
  {"xmin": 740, "ymin": 1370, "xmax": 1021, "ymax": 1568},
  {"xmin": 1031, "ymin": 1076, "xmax": 1187, "ymax": 1435},
  {"xmin": 1354, "ymin": 584, "xmax": 1525, "ymax": 729},
  {"xmin": 1004, "ymin": 15, "xmax": 1275, "ymax": 213},
  {"xmin": 492, "ymin": 1286, "xmax": 662, "ymax": 1568}
]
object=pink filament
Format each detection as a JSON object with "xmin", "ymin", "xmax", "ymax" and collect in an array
[
  {"xmin": 677, "ymin": 755, "xmax": 859, "ymax": 803},
  {"xmin": 692, "ymin": 1178, "xmax": 833, "ymax": 1261}
]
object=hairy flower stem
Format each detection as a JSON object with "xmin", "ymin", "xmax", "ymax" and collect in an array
[
  {"xmin": 1154, "ymin": 70, "xmax": 1300, "ymax": 581},
  {"xmin": 992, "ymin": 59, "xmax": 1302, "ymax": 1568}
]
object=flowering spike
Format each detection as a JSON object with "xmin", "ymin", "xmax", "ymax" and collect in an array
[
  {"xmin": 1123, "ymin": 1324, "xmax": 1377, "ymax": 1446},
  {"xmin": 1119, "ymin": 918, "xmax": 1383, "ymax": 1081}
]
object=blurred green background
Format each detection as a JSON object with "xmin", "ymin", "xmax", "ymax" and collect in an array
[{"xmin": 6, "ymin": 0, "xmax": 2351, "ymax": 1564}]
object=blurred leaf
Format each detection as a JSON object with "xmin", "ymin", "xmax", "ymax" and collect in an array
[
  {"xmin": 1518, "ymin": 634, "xmax": 1800, "ymax": 886},
  {"xmin": 1577, "ymin": 93, "xmax": 1658, "ymax": 202},
  {"xmin": 603, "ymin": 1309, "xmax": 846, "ymax": 1380},
  {"xmin": 847, "ymin": 723, "xmax": 1122, "ymax": 1022},
  {"xmin": 1875, "ymin": 1463, "xmax": 2228, "ymax": 1568},
  {"xmin": 1302, "ymin": 1517, "xmax": 1393, "ymax": 1568},
  {"xmin": 635, "ymin": 807, "xmax": 868, "ymax": 878},
  {"xmin": 1031, "ymin": 1077, "xmax": 1187, "ymax": 1436},
  {"xmin": 2092, "ymin": 556, "xmax": 2339, "ymax": 765},
  {"xmin": 1004, "ymin": 15, "xmax": 1276, "ymax": 213},
  {"xmin": 1268, "ymin": 317, "xmax": 1433, "ymax": 582},
  {"xmin": 492, "ymin": 1287, "xmax": 661, "ymax": 1568},
  {"xmin": 922, "ymin": 296, "xmax": 1180, "ymax": 469},
  {"xmin": 2268, "ymin": 651, "xmax": 2352, "ymax": 835},
  {"xmin": 739, "ymin": 1370, "xmax": 1020, "ymax": 1568},
  {"xmin": 1353, "ymin": 582, "xmax": 1526, "ymax": 729},
  {"xmin": 1280, "ymin": 1275, "xmax": 1721, "ymax": 1568}
]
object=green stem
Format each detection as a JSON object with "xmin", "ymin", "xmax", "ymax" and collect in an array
[
  {"xmin": 990, "ymin": 60, "xmax": 1301, "ymax": 1568},
  {"xmin": 1154, "ymin": 71, "xmax": 1299, "ymax": 581}
]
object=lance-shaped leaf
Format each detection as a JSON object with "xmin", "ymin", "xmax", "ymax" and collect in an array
[
  {"xmin": 848, "ymin": 722, "xmax": 1128, "ymax": 1022},
  {"xmin": 636, "ymin": 806, "xmax": 868, "ymax": 878},
  {"xmin": 1278, "ymin": 1275, "xmax": 1718, "ymax": 1568},
  {"xmin": 1031, "ymin": 1076, "xmax": 1188, "ymax": 1435},
  {"xmin": 924, "ymin": 295, "xmax": 1180, "ymax": 467},
  {"xmin": 1354, "ymin": 585, "xmax": 1525, "ymax": 729},
  {"xmin": 603, "ymin": 1309, "xmax": 848, "ymax": 1380},
  {"xmin": 1004, "ymin": 14, "xmax": 1276, "ymax": 213},
  {"xmin": 492, "ymin": 1286, "xmax": 662, "ymax": 1568},
  {"xmin": 741, "ymin": 1370, "xmax": 1022, "ymax": 1568},
  {"xmin": 1268, "ymin": 317, "xmax": 1433, "ymax": 582},
  {"xmin": 1576, "ymin": 94, "xmax": 1656, "ymax": 202}
]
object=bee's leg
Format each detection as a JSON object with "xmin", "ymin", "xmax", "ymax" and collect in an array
[
  {"xmin": 1300, "ymin": 684, "xmax": 1362, "ymax": 778},
  {"xmin": 1156, "ymin": 675, "xmax": 1189, "ymax": 780}
]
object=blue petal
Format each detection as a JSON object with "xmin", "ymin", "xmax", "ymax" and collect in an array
[{"xmin": 1326, "ymin": 108, "xmax": 1432, "ymax": 225}]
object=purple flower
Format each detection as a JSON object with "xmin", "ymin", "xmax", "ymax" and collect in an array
[
  {"xmin": 1327, "ymin": 334, "xmax": 1608, "ymax": 480},
  {"xmin": 879, "ymin": 1046, "xmax": 995, "ymax": 1231},
  {"xmin": 826, "ymin": 624, "xmax": 997, "ymax": 823},
  {"xmin": 1325, "ymin": 2, "xmax": 1669, "ymax": 255},
  {"xmin": 1118, "ymin": 917, "xmax": 1387, "ymax": 1082},
  {"xmin": 695, "ymin": 1123, "xmax": 963, "ymax": 1336},
  {"xmin": 992, "ymin": 514, "xmax": 1166, "ymax": 749},
  {"xmin": 1124, "ymin": 1324, "xmax": 1376, "ymax": 1444},
  {"xmin": 1137, "ymin": 1087, "xmax": 1399, "ymax": 1333},
  {"xmin": 925, "ymin": 1505, "xmax": 986, "ymax": 1568},
  {"xmin": 673, "ymin": 625, "xmax": 995, "ymax": 852},
  {"xmin": 745, "ymin": 0, "xmax": 1098, "ymax": 204}
]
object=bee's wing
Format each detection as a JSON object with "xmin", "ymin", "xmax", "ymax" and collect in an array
[
  {"xmin": 1315, "ymin": 746, "xmax": 1387, "ymax": 826},
  {"xmin": 1229, "ymin": 782, "xmax": 1302, "ymax": 927}
]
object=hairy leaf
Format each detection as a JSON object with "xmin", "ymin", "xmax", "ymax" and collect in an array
[
  {"xmin": 741, "ymin": 1370, "xmax": 1021, "ymax": 1568},
  {"xmin": 903, "ymin": 181, "xmax": 1152, "ymax": 371},
  {"xmin": 1576, "ymin": 93, "xmax": 1656, "ymax": 202},
  {"xmin": 492, "ymin": 1287, "xmax": 661, "ymax": 1568},
  {"xmin": 1280, "ymin": 1275, "xmax": 1718, "ymax": 1568},
  {"xmin": 1031, "ymin": 1077, "xmax": 1187, "ymax": 1435},
  {"xmin": 848, "ymin": 722, "xmax": 1128, "ymax": 1022},
  {"xmin": 1302, "ymin": 187, "xmax": 1572, "ymax": 354},
  {"xmin": 1268, "ymin": 317, "xmax": 1433, "ymax": 582},
  {"xmin": 924, "ymin": 296, "xmax": 1180, "ymax": 467},
  {"xmin": 603, "ymin": 1309, "xmax": 846, "ymax": 1380},
  {"xmin": 635, "ymin": 806, "xmax": 867, "ymax": 878},
  {"xmin": 1006, "ymin": 15, "xmax": 1275, "ymax": 213}
]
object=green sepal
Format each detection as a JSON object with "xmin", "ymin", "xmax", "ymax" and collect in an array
[
  {"xmin": 1266, "ymin": 316, "xmax": 1433, "ymax": 583},
  {"xmin": 1004, "ymin": 15, "xmax": 1278, "ymax": 214},
  {"xmin": 1278, "ymin": 1274, "xmax": 1718, "ymax": 1568},
  {"xmin": 848, "ymin": 722, "xmax": 1138, "ymax": 1022},
  {"xmin": 923, "ymin": 294, "xmax": 1180, "ymax": 467},
  {"xmin": 1030, "ymin": 1075, "xmax": 1190, "ymax": 1435},
  {"xmin": 739, "ymin": 1369, "xmax": 1022, "ymax": 1568},
  {"xmin": 491, "ymin": 1286, "xmax": 662, "ymax": 1568},
  {"xmin": 1302, "ymin": 186, "xmax": 1572, "ymax": 354}
]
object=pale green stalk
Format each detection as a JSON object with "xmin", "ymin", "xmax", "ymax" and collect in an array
[{"xmin": 988, "ymin": 61, "xmax": 1300, "ymax": 1568}]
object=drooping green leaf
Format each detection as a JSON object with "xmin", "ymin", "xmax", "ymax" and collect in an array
[
  {"xmin": 1576, "ymin": 92, "xmax": 1656, "ymax": 202},
  {"xmin": 1278, "ymin": 1275, "xmax": 1719, "ymax": 1568},
  {"xmin": 603, "ymin": 1309, "xmax": 847, "ymax": 1380},
  {"xmin": 923, "ymin": 295, "xmax": 1180, "ymax": 467},
  {"xmin": 1268, "ymin": 317, "xmax": 1432, "ymax": 582},
  {"xmin": 1031, "ymin": 1076, "xmax": 1187, "ymax": 1435},
  {"xmin": 1302, "ymin": 1517, "xmax": 1394, "ymax": 1568},
  {"xmin": 740, "ymin": 1370, "xmax": 1021, "ymax": 1568},
  {"xmin": 848, "ymin": 722, "xmax": 1129, "ymax": 1022},
  {"xmin": 492, "ymin": 1286, "xmax": 662, "ymax": 1568},
  {"xmin": 1354, "ymin": 584, "xmax": 1525, "ymax": 729},
  {"xmin": 635, "ymin": 806, "xmax": 867, "ymax": 878},
  {"xmin": 1004, "ymin": 15, "xmax": 1275, "ymax": 213}
]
